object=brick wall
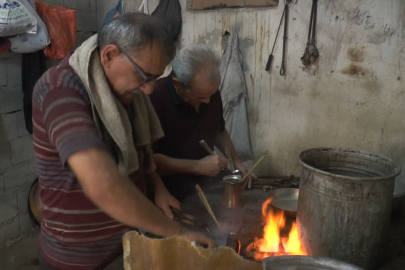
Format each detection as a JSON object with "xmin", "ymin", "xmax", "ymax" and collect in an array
[{"xmin": 0, "ymin": 0, "xmax": 98, "ymax": 248}]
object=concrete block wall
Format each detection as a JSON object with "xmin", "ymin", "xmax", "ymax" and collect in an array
[
  {"xmin": 0, "ymin": 0, "xmax": 98, "ymax": 249},
  {"xmin": 0, "ymin": 52, "xmax": 37, "ymax": 248}
]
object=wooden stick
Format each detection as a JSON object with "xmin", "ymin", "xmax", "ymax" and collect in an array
[
  {"xmin": 243, "ymin": 154, "xmax": 266, "ymax": 181},
  {"xmin": 195, "ymin": 185, "xmax": 220, "ymax": 227}
]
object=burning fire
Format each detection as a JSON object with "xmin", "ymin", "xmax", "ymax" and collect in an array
[{"xmin": 246, "ymin": 198, "xmax": 306, "ymax": 260}]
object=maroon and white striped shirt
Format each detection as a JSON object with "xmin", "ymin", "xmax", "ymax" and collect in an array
[{"xmin": 33, "ymin": 53, "xmax": 145, "ymax": 270}]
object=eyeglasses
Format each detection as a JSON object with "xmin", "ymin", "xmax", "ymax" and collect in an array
[{"xmin": 119, "ymin": 47, "xmax": 161, "ymax": 88}]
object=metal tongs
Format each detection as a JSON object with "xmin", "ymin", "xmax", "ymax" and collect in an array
[
  {"xmin": 199, "ymin": 140, "xmax": 240, "ymax": 175},
  {"xmin": 171, "ymin": 207, "xmax": 205, "ymax": 228}
]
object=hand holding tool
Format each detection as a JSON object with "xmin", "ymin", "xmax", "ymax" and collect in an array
[{"xmin": 171, "ymin": 207, "xmax": 205, "ymax": 227}]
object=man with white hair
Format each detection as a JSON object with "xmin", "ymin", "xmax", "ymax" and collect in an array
[{"xmin": 150, "ymin": 45, "xmax": 254, "ymax": 201}]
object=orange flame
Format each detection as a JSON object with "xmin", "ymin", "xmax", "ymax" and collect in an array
[{"xmin": 247, "ymin": 198, "xmax": 306, "ymax": 260}]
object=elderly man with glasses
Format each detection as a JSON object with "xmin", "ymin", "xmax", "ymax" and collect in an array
[
  {"xmin": 32, "ymin": 14, "xmax": 215, "ymax": 270},
  {"xmin": 149, "ymin": 45, "xmax": 255, "ymax": 202}
]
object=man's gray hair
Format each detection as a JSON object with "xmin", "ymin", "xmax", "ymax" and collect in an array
[
  {"xmin": 98, "ymin": 13, "xmax": 175, "ymax": 64},
  {"xmin": 172, "ymin": 44, "xmax": 221, "ymax": 87}
]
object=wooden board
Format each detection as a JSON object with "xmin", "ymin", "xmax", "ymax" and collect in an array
[
  {"xmin": 192, "ymin": 0, "xmax": 279, "ymax": 10},
  {"xmin": 123, "ymin": 231, "xmax": 262, "ymax": 270}
]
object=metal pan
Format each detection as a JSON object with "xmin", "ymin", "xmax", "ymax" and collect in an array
[
  {"xmin": 28, "ymin": 178, "xmax": 42, "ymax": 225},
  {"xmin": 266, "ymin": 188, "xmax": 299, "ymax": 218}
]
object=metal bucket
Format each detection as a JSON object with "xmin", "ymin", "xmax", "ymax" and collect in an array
[
  {"xmin": 263, "ymin": 256, "xmax": 363, "ymax": 270},
  {"xmin": 297, "ymin": 148, "xmax": 400, "ymax": 269}
]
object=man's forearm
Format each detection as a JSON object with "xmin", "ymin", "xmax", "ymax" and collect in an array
[
  {"xmin": 153, "ymin": 153, "xmax": 200, "ymax": 176},
  {"xmin": 68, "ymin": 148, "xmax": 182, "ymax": 238}
]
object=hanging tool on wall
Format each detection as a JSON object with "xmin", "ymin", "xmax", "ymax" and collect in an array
[
  {"xmin": 265, "ymin": 0, "xmax": 297, "ymax": 75},
  {"xmin": 279, "ymin": 0, "xmax": 291, "ymax": 76},
  {"xmin": 264, "ymin": 3, "xmax": 286, "ymax": 72},
  {"xmin": 301, "ymin": 0, "xmax": 319, "ymax": 67}
]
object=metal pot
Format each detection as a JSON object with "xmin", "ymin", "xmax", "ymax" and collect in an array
[
  {"xmin": 392, "ymin": 178, "xmax": 405, "ymax": 215},
  {"xmin": 297, "ymin": 148, "xmax": 400, "ymax": 269},
  {"xmin": 220, "ymin": 174, "xmax": 244, "ymax": 208},
  {"xmin": 28, "ymin": 178, "xmax": 42, "ymax": 225}
]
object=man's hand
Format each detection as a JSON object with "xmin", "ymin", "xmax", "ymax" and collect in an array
[
  {"xmin": 155, "ymin": 187, "xmax": 181, "ymax": 219},
  {"xmin": 234, "ymin": 161, "xmax": 257, "ymax": 189},
  {"xmin": 196, "ymin": 155, "xmax": 228, "ymax": 177},
  {"xmin": 149, "ymin": 171, "xmax": 180, "ymax": 219},
  {"xmin": 177, "ymin": 228, "xmax": 217, "ymax": 248}
]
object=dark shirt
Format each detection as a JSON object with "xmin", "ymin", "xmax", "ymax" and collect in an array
[{"xmin": 149, "ymin": 74, "xmax": 225, "ymax": 200}]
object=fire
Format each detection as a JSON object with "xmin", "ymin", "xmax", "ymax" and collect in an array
[{"xmin": 246, "ymin": 198, "xmax": 306, "ymax": 260}]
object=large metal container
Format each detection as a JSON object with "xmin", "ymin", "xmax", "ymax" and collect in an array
[{"xmin": 297, "ymin": 148, "xmax": 400, "ymax": 269}]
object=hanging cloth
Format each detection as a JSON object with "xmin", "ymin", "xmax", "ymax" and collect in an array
[
  {"xmin": 138, "ymin": 0, "xmax": 149, "ymax": 14},
  {"xmin": 151, "ymin": 0, "xmax": 182, "ymax": 42},
  {"xmin": 219, "ymin": 32, "xmax": 254, "ymax": 161},
  {"xmin": 101, "ymin": 0, "xmax": 124, "ymax": 30}
]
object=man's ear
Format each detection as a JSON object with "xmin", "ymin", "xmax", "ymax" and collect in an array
[
  {"xmin": 172, "ymin": 77, "xmax": 183, "ymax": 92},
  {"xmin": 100, "ymin": 45, "xmax": 121, "ymax": 68}
]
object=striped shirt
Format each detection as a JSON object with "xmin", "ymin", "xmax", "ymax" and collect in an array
[{"xmin": 32, "ymin": 53, "xmax": 145, "ymax": 270}]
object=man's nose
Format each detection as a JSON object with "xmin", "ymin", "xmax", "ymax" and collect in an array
[{"xmin": 140, "ymin": 81, "xmax": 156, "ymax": 95}]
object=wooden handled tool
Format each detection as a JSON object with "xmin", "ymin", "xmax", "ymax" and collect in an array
[
  {"xmin": 225, "ymin": 147, "xmax": 235, "ymax": 172},
  {"xmin": 196, "ymin": 185, "xmax": 220, "ymax": 227},
  {"xmin": 171, "ymin": 207, "xmax": 204, "ymax": 227},
  {"xmin": 199, "ymin": 140, "xmax": 215, "ymax": 155},
  {"xmin": 243, "ymin": 154, "xmax": 266, "ymax": 181}
]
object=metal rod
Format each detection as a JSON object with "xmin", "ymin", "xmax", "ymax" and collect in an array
[
  {"xmin": 265, "ymin": 4, "xmax": 287, "ymax": 72},
  {"xmin": 280, "ymin": 1, "xmax": 289, "ymax": 76}
]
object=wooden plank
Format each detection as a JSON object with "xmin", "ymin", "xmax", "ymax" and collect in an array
[{"xmin": 192, "ymin": 0, "xmax": 279, "ymax": 10}]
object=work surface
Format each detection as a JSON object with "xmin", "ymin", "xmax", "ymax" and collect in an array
[
  {"xmin": 1, "ymin": 181, "xmax": 404, "ymax": 270},
  {"xmin": 181, "ymin": 180, "xmax": 405, "ymax": 270}
]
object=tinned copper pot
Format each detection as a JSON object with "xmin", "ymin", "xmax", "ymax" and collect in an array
[{"xmin": 221, "ymin": 174, "xmax": 244, "ymax": 208}]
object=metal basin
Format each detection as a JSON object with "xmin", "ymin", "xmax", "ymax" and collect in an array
[
  {"xmin": 267, "ymin": 188, "xmax": 299, "ymax": 218},
  {"xmin": 263, "ymin": 256, "xmax": 363, "ymax": 270}
]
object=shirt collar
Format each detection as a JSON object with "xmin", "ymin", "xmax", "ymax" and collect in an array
[{"xmin": 166, "ymin": 72, "xmax": 182, "ymax": 105}]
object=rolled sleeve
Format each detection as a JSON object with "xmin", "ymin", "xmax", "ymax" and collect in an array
[{"xmin": 42, "ymin": 87, "xmax": 106, "ymax": 165}]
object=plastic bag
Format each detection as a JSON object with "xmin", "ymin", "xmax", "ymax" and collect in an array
[
  {"xmin": 0, "ymin": 0, "xmax": 37, "ymax": 37},
  {"xmin": 101, "ymin": 0, "xmax": 123, "ymax": 30},
  {"xmin": 36, "ymin": 2, "xmax": 76, "ymax": 59},
  {"xmin": 9, "ymin": 0, "xmax": 49, "ymax": 53},
  {"xmin": 151, "ymin": 0, "xmax": 182, "ymax": 42}
]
